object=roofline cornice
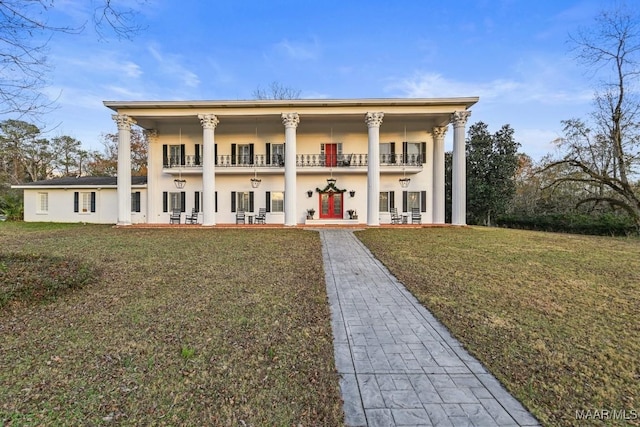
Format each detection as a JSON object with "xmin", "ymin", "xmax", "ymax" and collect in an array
[{"xmin": 103, "ymin": 97, "xmax": 479, "ymax": 112}]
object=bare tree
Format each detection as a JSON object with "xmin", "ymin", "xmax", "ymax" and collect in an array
[
  {"xmin": 0, "ymin": 0, "xmax": 145, "ymax": 117},
  {"xmin": 252, "ymin": 81, "xmax": 301, "ymax": 100},
  {"xmin": 544, "ymin": 4, "xmax": 640, "ymax": 227}
]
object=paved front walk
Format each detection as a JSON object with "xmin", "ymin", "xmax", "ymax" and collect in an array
[{"xmin": 319, "ymin": 229, "xmax": 540, "ymax": 427}]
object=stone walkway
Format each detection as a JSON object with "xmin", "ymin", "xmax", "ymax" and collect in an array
[{"xmin": 319, "ymin": 229, "xmax": 540, "ymax": 427}]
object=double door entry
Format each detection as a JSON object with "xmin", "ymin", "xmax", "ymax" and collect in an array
[{"xmin": 319, "ymin": 192, "xmax": 343, "ymax": 219}]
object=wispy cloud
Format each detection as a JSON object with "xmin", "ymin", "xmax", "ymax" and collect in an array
[
  {"xmin": 386, "ymin": 68, "xmax": 592, "ymax": 105},
  {"xmin": 147, "ymin": 44, "xmax": 200, "ymax": 88},
  {"xmin": 274, "ymin": 38, "xmax": 321, "ymax": 61}
]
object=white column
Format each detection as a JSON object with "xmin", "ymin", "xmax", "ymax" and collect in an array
[
  {"xmin": 199, "ymin": 114, "xmax": 219, "ymax": 226},
  {"xmin": 113, "ymin": 114, "xmax": 136, "ymax": 226},
  {"xmin": 451, "ymin": 111, "xmax": 471, "ymax": 225},
  {"xmin": 365, "ymin": 112, "xmax": 384, "ymax": 226},
  {"xmin": 282, "ymin": 113, "xmax": 299, "ymax": 226},
  {"xmin": 145, "ymin": 129, "xmax": 158, "ymax": 223},
  {"xmin": 432, "ymin": 126, "xmax": 447, "ymax": 224}
]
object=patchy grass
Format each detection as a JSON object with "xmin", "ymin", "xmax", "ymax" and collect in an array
[
  {"xmin": 356, "ymin": 227, "xmax": 640, "ymax": 427},
  {"xmin": 0, "ymin": 223, "xmax": 343, "ymax": 426},
  {"xmin": 0, "ymin": 252, "xmax": 98, "ymax": 308}
]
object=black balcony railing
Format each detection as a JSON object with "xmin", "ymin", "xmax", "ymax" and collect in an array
[{"xmin": 164, "ymin": 153, "xmax": 423, "ymax": 168}]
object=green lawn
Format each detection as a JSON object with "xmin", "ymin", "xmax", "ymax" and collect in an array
[
  {"xmin": 3, "ymin": 223, "xmax": 638, "ymax": 427},
  {"xmin": 356, "ymin": 227, "xmax": 640, "ymax": 427},
  {"xmin": 0, "ymin": 223, "xmax": 343, "ymax": 426}
]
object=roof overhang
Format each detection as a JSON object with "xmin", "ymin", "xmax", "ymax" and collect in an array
[{"xmin": 103, "ymin": 97, "xmax": 479, "ymax": 130}]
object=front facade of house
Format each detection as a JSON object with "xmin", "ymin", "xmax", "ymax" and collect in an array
[{"xmin": 17, "ymin": 98, "xmax": 477, "ymax": 225}]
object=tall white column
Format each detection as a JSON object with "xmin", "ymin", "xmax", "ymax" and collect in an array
[
  {"xmin": 282, "ymin": 113, "xmax": 299, "ymax": 226},
  {"xmin": 432, "ymin": 126, "xmax": 447, "ymax": 224},
  {"xmin": 199, "ymin": 114, "xmax": 219, "ymax": 226},
  {"xmin": 113, "ymin": 114, "xmax": 136, "ymax": 226},
  {"xmin": 365, "ymin": 112, "xmax": 384, "ymax": 226},
  {"xmin": 451, "ymin": 111, "xmax": 471, "ymax": 225},
  {"xmin": 145, "ymin": 129, "xmax": 158, "ymax": 223}
]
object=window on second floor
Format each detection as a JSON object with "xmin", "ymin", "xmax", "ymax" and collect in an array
[
  {"xmin": 231, "ymin": 143, "xmax": 254, "ymax": 165},
  {"xmin": 267, "ymin": 143, "xmax": 285, "ymax": 166},
  {"xmin": 380, "ymin": 142, "xmax": 396, "ymax": 164},
  {"xmin": 163, "ymin": 144, "xmax": 185, "ymax": 166},
  {"xmin": 402, "ymin": 142, "xmax": 427, "ymax": 165}
]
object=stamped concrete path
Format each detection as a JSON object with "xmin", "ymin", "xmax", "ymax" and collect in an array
[{"xmin": 319, "ymin": 229, "xmax": 540, "ymax": 427}]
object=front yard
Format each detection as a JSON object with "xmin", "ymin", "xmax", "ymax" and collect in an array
[
  {"xmin": 357, "ymin": 227, "xmax": 640, "ymax": 427},
  {"xmin": 2, "ymin": 223, "xmax": 638, "ymax": 426},
  {"xmin": 0, "ymin": 224, "xmax": 343, "ymax": 426}
]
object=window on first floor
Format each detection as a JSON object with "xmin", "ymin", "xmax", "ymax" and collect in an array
[
  {"xmin": 74, "ymin": 191, "xmax": 95, "ymax": 213},
  {"xmin": 268, "ymin": 191, "xmax": 284, "ymax": 212},
  {"xmin": 37, "ymin": 192, "xmax": 48, "ymax": 213},
  {"xmin": 379, "ymin": 191, "xmax": 395, "ymax": 212},
  {"xmin": 162, "ymin": 191, "xmax": 185, "ymax": 212},
  {"xmin": 193, "ymin": 191, "xmax": 217, "ymax": 213},
  {"xmin": 402, "ymin": 190, "xmax": 427, "ymax": 213},
  {"xmin": 131, "ymin": 192, "xmax": 141, "ymax": 212},
  {"xmin": 231, "ymin": 191, "xmax": 254, "ymax": 212}
]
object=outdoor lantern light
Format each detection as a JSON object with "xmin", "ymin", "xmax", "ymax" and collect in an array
[
  {"xmin": 307, "ymin": 190, "xmax": 313, "ymax": 197},
  {"xmin": 250, "ymin": 169, "xmax": 261, "ymax": 188},
  {"xmin": 174, "ymin": 178, "xmax": 186, "ymax": 189},
  {"xmin": 349, "ymin": 190, "xmax": 355, "ymax": 197},
  {"xmin": 399, "ymin": 167, "xmax": 410, "ymax": 188}
]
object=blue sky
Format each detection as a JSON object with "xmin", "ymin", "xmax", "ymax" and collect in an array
[{"xmin": 40, "ymin": 0, "xmax": 607, "ymax": 159}]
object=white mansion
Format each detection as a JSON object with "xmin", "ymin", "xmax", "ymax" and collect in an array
[{"xmin": 17, "ymin": 98, "xmax": 477, "ymax": 226}]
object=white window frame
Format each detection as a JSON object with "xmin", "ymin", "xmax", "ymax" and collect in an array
[
  {"xmin": 37, "ymin": 192, "xmax": 48, "ymax": 214},
  {"xmin": 271, "ymin": 191, "xmax": 284, "ymax": 213},
  {"xmin": 80, "ymin": 192, "xmax": 91, "ymax": 213},
  {"xmin": 237, "ymin": 192, "xmax": 251, "ymax": 212},
  {"xmin": 407, "ymin": 191, "xmax": 421, "ymax": 211},
  {"xmin": 271, "ymin": 143, "xmax": 285, "ymax": 165},
  {"xmin": 169, "ymin": 192, "xmax": 182, "ymax": 211},
  {"xmin": 379, "ymin": 192, "xmax": 390, "ymax": 212},
  {"xmin": 238, "ymin": 144, "xmax": 251, "ymax": 165},
  {"xmin": 169, "ymin": 144, "xmax": 181, "ymax": 166}
]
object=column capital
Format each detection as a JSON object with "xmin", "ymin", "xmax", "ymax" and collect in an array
[
  {"xmin": 198, "ymin": 114, "xmax": 219, "ymax": 129},
  {"xmin": 365, "ymin": 112, "xmax": 384, "ymax": 127},
  {"xmin": 281, "ymin": 112, "xmax": 300, "ymax": 128},
  {"xmin": 432, "ymin": 126, "xmax": 448, "ymax": 140},
  {"xmin": 112, "ymin": 114, "xmax": 136, "ymax": 131},
  {"xmin": 451, "ymin": 111, "xmax": 471, "ymax": 127}
]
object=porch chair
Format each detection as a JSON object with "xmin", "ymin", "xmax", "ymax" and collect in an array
[
  {"xmin": 339, "ymin": 153, "xmax": 353, "ymax": 167},
  {"xmin": 411, "ymin": 207, "xmax": 422, "ymax": 224},
  {"xmin": 254, "ymin": 208, "xmax": 266, "ymax": 224},
  {"xmin": 236, "ymin": 211, "xmax": 246, "ymax": 224},
  {"xmin": 390, "ymin": 207, "xmax": 402, "ymax": 224},
  {"xmin": 185, "ymin": 208, "xmax": 198, "ymax": 224},
  {"xmin": 169, "ymin": 208, "xmax": 181, "ymax": 224}
]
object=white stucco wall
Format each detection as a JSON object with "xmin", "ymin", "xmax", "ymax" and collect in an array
[
  {"xmin": 22, "ymin": 187, "xmax": 147, "ymax": 224},
  {"xmin": 148, "ymin": 124, "xmax": 433, "ymax": 225}
]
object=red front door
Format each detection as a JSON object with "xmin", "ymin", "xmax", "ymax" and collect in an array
[
  {"xmin": 320, "ymin": 192, "xmax": 343, "ymax": 219},
  {"xmin": 325, "ymin": 143, "xmax": 338, "ymax": 167}
]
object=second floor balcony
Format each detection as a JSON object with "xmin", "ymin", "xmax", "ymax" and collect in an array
[{"xmin": 163, "ymin": 153, "xmax": 424, "ymax": 169}]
